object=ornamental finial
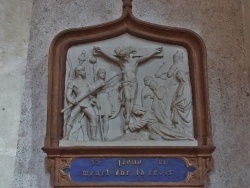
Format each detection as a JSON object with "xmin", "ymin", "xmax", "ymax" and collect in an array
[{"xmin": 122, "ymin": 0, "xmax": 133, "ymax": 10}]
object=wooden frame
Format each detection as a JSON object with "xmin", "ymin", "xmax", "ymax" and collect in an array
[{"xmin": 42, "ymin": 0, "xmax": 215, "ymax": 187}]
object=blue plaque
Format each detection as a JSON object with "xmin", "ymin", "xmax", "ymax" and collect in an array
[{"xmin": 62, "ymin": 158, "xmax": 196, "ymax": 183}]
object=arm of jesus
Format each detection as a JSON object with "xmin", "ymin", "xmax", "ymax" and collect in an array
[
  {"xmin": 93, "ymin": 47, "xmax": 120, "ymax": 64},
  {"xmin": 137, "ymin": 47, "xmax": 163, "ymax": 64}
]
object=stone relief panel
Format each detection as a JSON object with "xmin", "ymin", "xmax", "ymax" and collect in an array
[{"xmin": 60, "ymin": 34, "xmax": 195, "ymax": 146}]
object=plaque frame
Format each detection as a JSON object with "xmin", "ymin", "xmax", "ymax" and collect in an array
[{"xmin": 42, "ymin": 0, "xmax": 215, "ymax": 187}]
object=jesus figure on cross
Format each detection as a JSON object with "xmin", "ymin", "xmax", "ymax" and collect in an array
[{"xmin": 93, "ymin": 46, "xmax": 163, "ymax": 131}]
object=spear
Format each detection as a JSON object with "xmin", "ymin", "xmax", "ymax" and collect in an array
[
  {"xmin": 67, "ymin": 55, "xmax": 74, "ymax": 80},
  {"xmin": 89, "ymin": 57, "xmax": 97, "ymax": 86}
]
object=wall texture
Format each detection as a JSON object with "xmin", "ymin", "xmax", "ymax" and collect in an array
[
  {"xmin": 12, "ymin": 0, "xmax": 250, "ymax": 188},
  {"xmin": 0, "ymin": 0, "xmax": 33, "ymax": 187},
  {"xmin": 244, "ymin": 0, "xmax": 250, "ymax": 89}
]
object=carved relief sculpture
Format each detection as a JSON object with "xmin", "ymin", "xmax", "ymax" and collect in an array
[
  {"xmin": 93, "ymin": 46, "xmax": 163, "ymax": 130},
  {"xmin": 60, "ymin": 44, "xmax": 196, "ymax": 146},
  {"xmin": 43, "ymin": 0, "xmax": 215, "ymax": 187}
]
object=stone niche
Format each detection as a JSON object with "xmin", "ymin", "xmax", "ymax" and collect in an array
[{"xmin": 42, "ymin": 0, "xmax": 214, "ymax": 187}]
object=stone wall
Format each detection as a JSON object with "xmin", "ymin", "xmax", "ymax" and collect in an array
[
  {"xmin": 244, "ymin": 0, "xmax": 250, "ymax": 89},
  {"xmin": 0, "ymin": 0, "xmax": 33, "ymax": 187},
  {"xmin": 8, "ymin": 0, "xmax": 250, "ymax": 187}
]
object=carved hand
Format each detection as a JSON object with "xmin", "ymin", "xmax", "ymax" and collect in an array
[
  {"xmin": 128, "ymin": 123, "xmax": 137, "ymax": 131},
  {"xmin": 95, "ymin": 100, "xmax": 101, "ymax": 109},
  {"xmin": 70, "ymin": 99, "xmax": 78, "ymax": 105},
  {"xmin": 155, "ymin": 47, "xmax": 163, "ymax": 54},
  {"xmin": 94, "ymin": 99, "xmax": 101, "ymax": 109},
  {"xmin": 94, "ymin": 47, "xmax": 101, "ymax": 53},
  {"xmin": 160, "ymin": 74, "xmax": 168, "ymax": 80}
]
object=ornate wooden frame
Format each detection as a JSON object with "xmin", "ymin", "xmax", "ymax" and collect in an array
[{"xmin": 42, "ymin": 0, "xmax": 215, "ymax": 187}]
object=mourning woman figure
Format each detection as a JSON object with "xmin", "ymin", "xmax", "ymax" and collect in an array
[{"xmin": 171, "ymin": 71, "xmax": 192, "ymax": 136}]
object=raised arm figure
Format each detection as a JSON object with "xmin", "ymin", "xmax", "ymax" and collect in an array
[{"xmin": 167, "ymin": 51, "xmax": 184, "ymax": 78}]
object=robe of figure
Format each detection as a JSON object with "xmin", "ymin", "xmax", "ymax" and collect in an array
[
  {"xmin": 141, "ymin": 85, "xmax": 153, "ymax": 109},
  {"xmin": 130, "ymin": 106, "xmax": 193, "ymax": 141},
  {"xmin": 150, "ymin": 86, "xmax": 172, "ymax": 125},
  {"xmin": 171, "ymin": 72, "xmax": 192, "ymax": 136},
  {"xmin": 95, "ymin": 79, "xmax": 112, "ymax": 117}
]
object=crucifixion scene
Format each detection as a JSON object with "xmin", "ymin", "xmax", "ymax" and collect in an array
[{"xmin": 60, "ymin": 34, "xmax": 196, "ymax": 146}]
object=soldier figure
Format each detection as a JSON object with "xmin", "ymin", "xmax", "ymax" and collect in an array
[{"xmin": 64, "ymin": 65, "xmax": 99, "ymax": 140}]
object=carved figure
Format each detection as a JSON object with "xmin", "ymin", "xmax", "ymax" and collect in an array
[
  {"xmin": 78, "ymin": 50, "xmax": 86, "ymax": 65},
  {"xmin": 141, "ymin": 76, "xmax": 154, "ymax": 108},
  {"xmin": 155, "ymin": 52, "xmax": 189, "ymax": 88},
  {"xmin": 147, "ymin": 80, "xmax": 171, "ymax": 125},
  {"xmin": 155, "ymin": 62, "xmax": 169, "ymax": 80},
  {"xmin": 129, "ymin": 105, "xmax": 193, "ymax": 140},
  {"xmin": 95, "ymin": 68, "xmax": 112, "ymax": 141},
  {"xmin": 171, "ymin": 71, "xmax": 192, "ymax": 136},
  {"xmin": 93, "ymin": 46, "xmax": 163, "ymax": 129},
  {"xmin": 167, "ymin": 51, "xmax": 187, "ymax": 78},
  {"xmin": 63, "ymin": 65, "xmax": 99, "ymax": 140}
]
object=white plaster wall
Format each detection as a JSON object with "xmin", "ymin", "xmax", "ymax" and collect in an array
[{"xmin": 0, "ymin": 0, "xmax": 33, "ymax": 187}]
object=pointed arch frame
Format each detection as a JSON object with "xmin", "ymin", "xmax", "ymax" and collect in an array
[{"xmin": 43, "ymin": 1, "xmax": 215, "ymax": 187}]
